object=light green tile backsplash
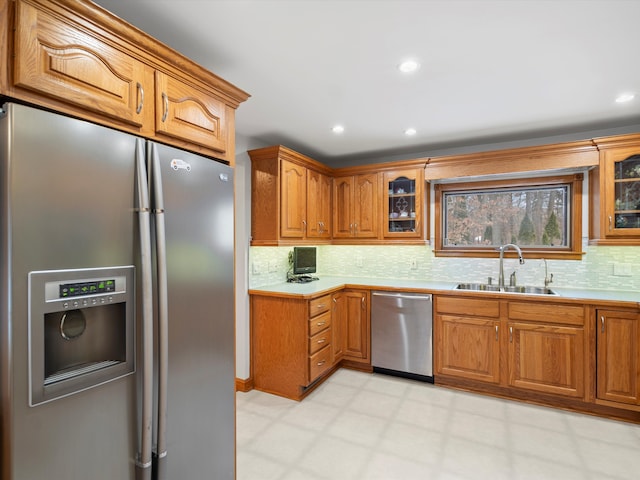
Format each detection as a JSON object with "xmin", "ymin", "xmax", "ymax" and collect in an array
[{"xmin": 249, "ymin": 243, "xmax": 640, "ymax": 291}]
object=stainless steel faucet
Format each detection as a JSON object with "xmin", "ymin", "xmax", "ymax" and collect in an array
[
  {"xmin": 543, "ymin": 258, "xmax": 554, "ymax": 287},
  {"xmin": 497, "ymin": 244, "xmax": 525, "ymax": 288}
]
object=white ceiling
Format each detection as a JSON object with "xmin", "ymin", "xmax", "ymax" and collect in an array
[{"xmin": 93, "ymin": 0, "xmax": 640, "ymax": 166}]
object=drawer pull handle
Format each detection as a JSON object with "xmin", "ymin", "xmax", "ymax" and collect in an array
[
  {"xmin": 316, "ymin": 360, "xmax": 326, "ymax": 367},
  {"xmin": 317, "ymin": 338, "xmax": 326, "ymax": 344},
  {"xmin": 316, "ymin": 322, "xmax": 326, "ymax": 327},
  {"xmin": 162, "ymin": 92, "xmax": 169, "ymax": 122},
  {"xmin": 495, "ymin": 325, "xmax": 499, "ymax": 341},
  {"xmin": 136, "ymin": 82, "xmax": 144, "ymax": 114},
  {"xmin": 601, "ymin": 315, "xmax": 605, "ymax": 333},
  {"xmin": 509, "ymin": 326, "xmax": 513, "ymax": 343},
  {"xmin": 316, "ymin": 304, "xmax": 326, "ymax": 309}
]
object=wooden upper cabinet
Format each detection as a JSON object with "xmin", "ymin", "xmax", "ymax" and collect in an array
[
  {"xmin": 280, "ymin": 159, "xmax": 307, "ymax": 238},
  {"xmin": 249, "ymin": 145, "xmax": 332, "ymax": 245},
  {"xmin": 13, "ymin": 0, "xmax": 153, "ymax": 129},
  {"xmin": 306, "ymin": 169, "xmax": 332, "ymax": 239},
  {"xmin": 154, "ymin": 71, "xmax": 228, "ymax": 154},
  {"xmin": 4, "ymin": 0, "xmax": 249, "ymax": 164},
  {"xmin": 596, "ymin": 309, "xmax": 640, "ymax": 407},
  {"xmin": 333, "ymin": 173, "xmax": 379, "ymax": 240},
  {"xmin": 383, "ymin": 168, "xmax": 426, "ymax": 239},
  {"xmin": 590, "ymin": 134, "xmax": 640, "ymax": 244}
]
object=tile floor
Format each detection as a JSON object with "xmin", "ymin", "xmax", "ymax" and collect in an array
[{"xmin": 236, "ymin": 369, "xmax": 640, "ymax": 480}]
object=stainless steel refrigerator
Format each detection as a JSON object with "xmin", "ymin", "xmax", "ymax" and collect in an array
[{"xmin": 0, "ymin": 103, "xmax": 236, "ymax": 480}]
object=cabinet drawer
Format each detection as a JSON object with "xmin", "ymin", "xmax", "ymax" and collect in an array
[
  {"xmin": 309, "ymin": 311, "xmax": 331, "ymax": 336},
  {"xmin": 309, "ymin": 345, "xmax": 332, "ymax": 382},
  {"xmin": 309, "ymin": 294, "xmax": 332, "ymax": 317},
  {"xmin": 508, "ymin": 302, "xmax": 585, "ymax": 326},
  {"xmin": 435, "ymin": 296, "xmax": 500, "ymax": 318},
  {"xmin": 309, "ymin": 327, "xmax": 331, "ymax": 355}
]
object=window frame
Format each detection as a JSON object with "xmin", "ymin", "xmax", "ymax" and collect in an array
[{"xmin": 434, "ymin": 174, "xmax": 584, "ymax": 260}]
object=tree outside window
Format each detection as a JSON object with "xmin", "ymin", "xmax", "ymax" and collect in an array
[{"xmin": 434, "ymin": 174, "xmax": 583, "ymax": 260}]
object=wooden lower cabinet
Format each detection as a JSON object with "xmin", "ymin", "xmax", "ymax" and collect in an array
[
  {"xmin": 251, "ymin": 293, "xmax": 335, "ymax": 400},
  {"xmin": 596, "ymin": 309, "xmax": 640, "ymax": 407},
  {"xmin": 507, "ymin": 321, "xmax": 584, "ymax": 398},
  {"xmin": 435, "ymin": 296, "xmax": 501, "ymax": 383},
  {"xmin": 343, "ymin": 290, "xmax": 370, "ymax": 363},
  {"xmin": 435, "ymin": 295, "xmax": 587, "ymax": 401},
  {"xmin": 331, "ymin": 291, "xmax": 346, "ymax": 363},
  {"xmin": 250, "ymin": 288, "xmax": 372, "ymax": 400},
  {"xmin": 437, "ymin": 314, "xmax": 500, "ymax": 383}
]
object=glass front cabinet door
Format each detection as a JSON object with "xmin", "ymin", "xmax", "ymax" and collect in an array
[
  {"xmin": 603, "ymin": 146, "xmax": 640, "ymax": 238},
  {"xmin": 383, "ymin": 168, "xmax": 425, "ymax": 239}
]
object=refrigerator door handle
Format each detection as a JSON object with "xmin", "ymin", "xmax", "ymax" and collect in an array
[
  {"xmin": 135, "ymin": 139, "xmax": 154, "ymax": 480},
  {"xmin": 150, "ymin": 143, "xmax": 169, "ymax": 473}
]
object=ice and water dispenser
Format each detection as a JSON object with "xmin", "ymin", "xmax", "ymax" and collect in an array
[{"xmin": 28, "ymin": 266, "xmax": 135, "ymax": 406}]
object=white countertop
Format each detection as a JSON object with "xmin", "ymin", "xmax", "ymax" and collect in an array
[{"xmin": 249, "ymin": 275, "xmax": 639, "ymax": 305}]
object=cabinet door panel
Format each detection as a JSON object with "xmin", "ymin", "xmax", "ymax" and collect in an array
[
  {"xmin": 597, "ymin": 310, "xmax": 640, "ymax": 405},
  {"xmin": 353, "ymin": 173, "xmax": 379, "ymax": 238},
  {"xmin": 14, "ymin": 0, "xmax": 150, "ymax": 127},
  {"xmin": 436, "ymin": 315, "xmax": 500, "ymax": 383},
  {"xmin": 344, "ymin": 290, "xmax": 369, "ymax": 361},
  {"xmin": 508, "ymin": 322, "xmax": 584, "ymax": 398},
  {"xmin": 155, "ymin": 71, "xmax": 227, "ymax": 152},
  {"xmin": 278, "ymin": 160, "xmax": 307, "ymax": 238},
  {"xmin": 331, "ymin": 293, "xmax": 346, "ymax": 364},
  {"xmin": 307, "ymin": 170, "xmax": 331, "ymax": 238},
  {"xmin": 333, "ymin": 176, "xmax": 353, "ymax": 238}
]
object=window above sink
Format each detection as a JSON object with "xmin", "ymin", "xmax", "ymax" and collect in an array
[{"xmin": 434, "ymin": 174, "xmax": 584, "ymax": 260}]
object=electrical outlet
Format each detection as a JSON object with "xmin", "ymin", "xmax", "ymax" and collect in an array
[
  {"xmin": 252, "ymin": 262, "xmax": 262, "ymax": 275},
  {"xmin": 613, "ymin": 263, "xmax": 633, "ymax": 276},
  {"xmin": 268, "ymin": 260, "xmax": 279, "ymax": 273},
  {"xmin": 410, "ymin": 259, "xmax": 418, "ymax": 270}
]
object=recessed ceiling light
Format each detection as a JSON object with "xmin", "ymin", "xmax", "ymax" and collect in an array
[
  {"xmin": 404, "ymin": 128, "xmax": 417, "ymax": 136},
  {"xmin": 332, "ymin": 125, "xmax": 344, "ymax": 134},
  {"xmin": 398, "ymin": 60, "xmax": 420, "ymax": 73},
  {"xmin": 615, "ymin": 93, "xmax": 635, "ymax": 103}
]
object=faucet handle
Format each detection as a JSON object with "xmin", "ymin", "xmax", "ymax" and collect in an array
[
  {"xmin": 509, "ymin": 271, "xmax": 517, "ymax": 287},
  {"xmin": 487, "ymin": 276, "xmax": 494, "ymax": 285}
]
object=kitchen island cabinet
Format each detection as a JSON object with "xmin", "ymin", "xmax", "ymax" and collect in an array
[
  {"xmin": 596, "ymin": 308, "xmax": 640, "ymax": 409},
  {"xmin": 3, "ymin": 0, "xmax": 248, "ymax": 164}
]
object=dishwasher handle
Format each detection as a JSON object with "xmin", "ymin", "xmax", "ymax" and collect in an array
[{"xmin": 372, "ymin": 292, "xmax": 432, "ymax": 301}]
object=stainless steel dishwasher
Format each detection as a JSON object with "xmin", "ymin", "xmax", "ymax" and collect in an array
[{"xmin": 371, "ymin": 291, "xmax": 433, "ymax": 382}]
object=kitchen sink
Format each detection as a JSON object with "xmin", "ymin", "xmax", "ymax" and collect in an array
[{"xmin": 456, "ymin": 283, "xmax": 557, "ymax": 295}]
